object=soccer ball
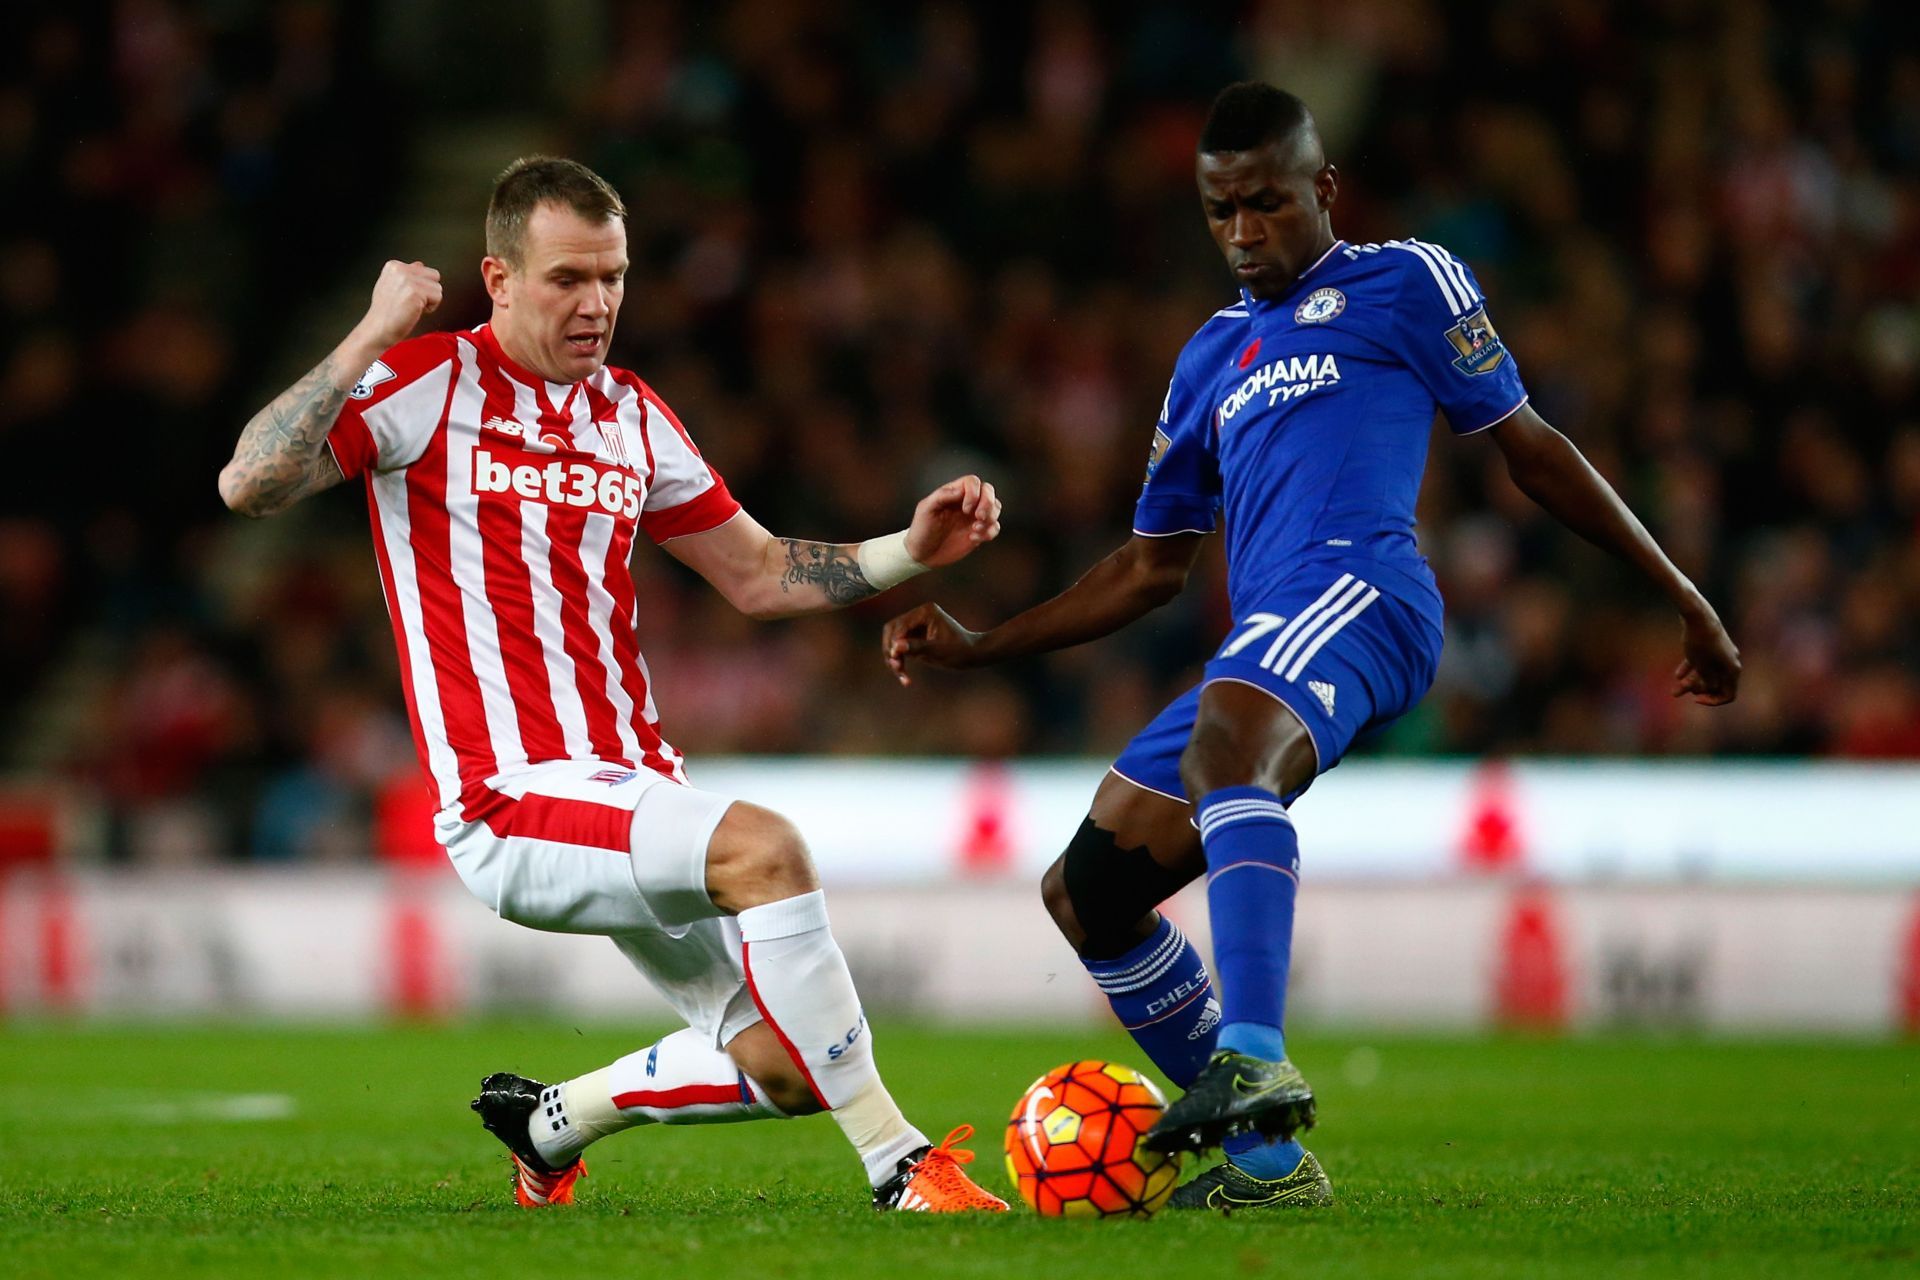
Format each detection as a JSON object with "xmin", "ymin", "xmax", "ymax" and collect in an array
[{"xmin": 1003, "ymin": 1060, "xmax": 1183, "ymax": 1217}]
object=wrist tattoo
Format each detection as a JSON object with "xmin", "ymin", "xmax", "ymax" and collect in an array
[{"xmin": 779, "ymin": 540, "xmax": 875, "ymax": 605}]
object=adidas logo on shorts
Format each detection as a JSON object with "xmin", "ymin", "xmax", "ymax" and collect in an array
[{"xmin": 1308, "ymin": 680, "xmax": 1337, "ymax": 715}]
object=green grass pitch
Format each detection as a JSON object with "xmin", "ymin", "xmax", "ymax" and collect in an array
[{"xmin": 1, "ymin": 1022, "xmax": 1914, "ymax": 1278}]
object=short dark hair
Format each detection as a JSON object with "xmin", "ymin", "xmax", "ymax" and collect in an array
[
  {"xmin": 1198, "ymin": 82, "xmax": 1315, "ymax": 154},
  {"xmin": 486, "ymin": 156, "xmax": 627, "ymax": 265}
]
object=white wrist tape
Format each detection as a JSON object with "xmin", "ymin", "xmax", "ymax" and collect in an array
[{"xmin": 856, "ymin": 529, "xmax": 926, "ymax": 592}]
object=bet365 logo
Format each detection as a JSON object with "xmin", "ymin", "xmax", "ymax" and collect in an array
[{"xmin": 472, "ymin": 445, "xmax": 642, "ymax": 518}]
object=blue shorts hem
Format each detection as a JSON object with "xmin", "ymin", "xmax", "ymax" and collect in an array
[{"xmin": 1106, "ymin": 765, "xmax": 1186, "ymax": 805}]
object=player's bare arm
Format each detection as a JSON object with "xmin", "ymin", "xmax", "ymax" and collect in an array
[
  {"xmin": 667, "ymin": 474, "xmax": 1001, "ymax": 619},
  {"xmin": 779, "ymin": 540, "xmax": 874, "ymax": 606},
  {"xmin": 1487, "ymin": 402, "xmax": 1740, "ymax": 705},
  {"xmin": 883, "ymin": 532, "xmax": 1205, "ymax": 685},
  {"xmin": 217, "ymin": 260, "xmax": 442, "ymax": 517}
]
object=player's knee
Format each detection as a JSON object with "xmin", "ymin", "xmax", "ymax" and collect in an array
[
  {"xmin": 1040, "ymin": 855, "xmax": 1088, "ymax": 952},
  {"xmin": 705, "ymin": 803, "xmax": 819, "ymax": 915},
  {"xmin": 1058, "ymin": 818, "xmax": 1189, "ymax": 959}
]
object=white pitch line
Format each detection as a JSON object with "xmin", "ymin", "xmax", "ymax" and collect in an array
[{"xmin": 107, "ymin": 1093, "xmax": 298, "ymax": 1124}]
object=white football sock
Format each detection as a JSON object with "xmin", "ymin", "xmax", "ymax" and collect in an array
[
  {"xmin": 528, "ymin": 1027, "xmax": 785, "ymax": 1167},
  {"xmin": 736, "ymin": 890, "xmax": 928, "ymax": 1185}
]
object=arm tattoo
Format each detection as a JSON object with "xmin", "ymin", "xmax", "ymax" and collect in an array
[
  {"xmin": 223, "ymin": 354, "xmax": 350, "ymax": 515},
  {"xmin": 778, "ymin": 539, "xmax": 876, "ymax": 606}
]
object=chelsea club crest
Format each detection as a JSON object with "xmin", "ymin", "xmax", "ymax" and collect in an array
[{"xmin": 1294, "ymin": 287, "xmax": 1345, "ymax": 325}]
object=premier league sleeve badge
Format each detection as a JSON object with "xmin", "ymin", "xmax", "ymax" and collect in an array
[{"xmin": 1444, "ymin": 306, "xmax": 1509, "ymax": 375}]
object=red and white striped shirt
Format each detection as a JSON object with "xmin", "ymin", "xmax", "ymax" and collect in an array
[{"xmin": 327, "ymin": 324, "xmax": 740, "ymax": 826}]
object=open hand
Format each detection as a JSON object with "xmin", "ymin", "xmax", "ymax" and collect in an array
[
  {"xmin": 882, "ymin": 603, "xmax": 982, "ymax": 685},
  {"xmin": 1672, "ymin": 609, "xmax": 1741, "ymax": 705},
  {"xmin": 903, "ymin": 475, "xmax": 1001, "ymax": 569}
]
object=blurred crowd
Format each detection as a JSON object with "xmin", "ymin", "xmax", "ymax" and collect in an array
[{"xmin": 3, "ymin": 0, "xmax": 1917, "ymax": 863}]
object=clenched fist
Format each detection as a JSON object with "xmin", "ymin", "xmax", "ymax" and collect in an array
[
  {"xmin": 1672, "ymin": 607, "xmax": 1741, "ymax": 706},
  {"xmin": 358, "ymin": 260, "xmax": 443, "ymax": 350}
]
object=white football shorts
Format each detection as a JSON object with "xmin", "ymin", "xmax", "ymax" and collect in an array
[{"xmin": 436, "ymin": 758, "xmax": 761, "ymax": 1048}]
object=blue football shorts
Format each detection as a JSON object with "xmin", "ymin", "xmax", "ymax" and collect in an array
[{"xmin": 1111, "ymin": 567, "xmax": 1443, "ymax": 804}]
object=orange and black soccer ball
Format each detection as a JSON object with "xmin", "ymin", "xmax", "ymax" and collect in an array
[{"xmin": 1004, "ymin": 1060, "xmax": 1183, "ymax": 1217}]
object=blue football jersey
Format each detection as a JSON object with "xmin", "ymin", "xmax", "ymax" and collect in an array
[{"xmin": 1134, "ymin": 239, "xmax": 1529, "ymax": 624}]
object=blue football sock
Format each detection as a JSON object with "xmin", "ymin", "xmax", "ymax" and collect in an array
[
  {"xmin": 1197, "ymin": 785, "xmax": 1300, "ymax": 1062},
  {"xmin": 1222, "ymin": 1131, "xmax": 1308, "ymax": 1179},
  {"xmin": 1197, "ymin": 785, "xmax": 1307, "ymax": 1181},
  {"xmin": 1219, "ymin": 1020, "xmax": 1287, "ymax": 1061},
  {"xmin": 1081, "ymin": 915, "xmax": 1219, "ymax": 1089}
]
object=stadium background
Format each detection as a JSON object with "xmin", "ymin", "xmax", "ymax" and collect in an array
[
  {"xmin": 0, "ymin": 0, "xmax": 1916, "ymax": 1031},
  {"xmin": 2, "ymin": 5, "xmax": 1917, "ymax": 1275}
]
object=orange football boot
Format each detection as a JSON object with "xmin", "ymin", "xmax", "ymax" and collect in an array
[
  {"xmin": 872, "ymin": 1125, "xmax": 1011, "ymax": 1212},
  {"xmin": 471, "ymin": 1071, "xmax": 588, "ymax": 1207},
  {"xmin": 508, "ymin": 1149, "xmax": 587, "ymax": 1207}
]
